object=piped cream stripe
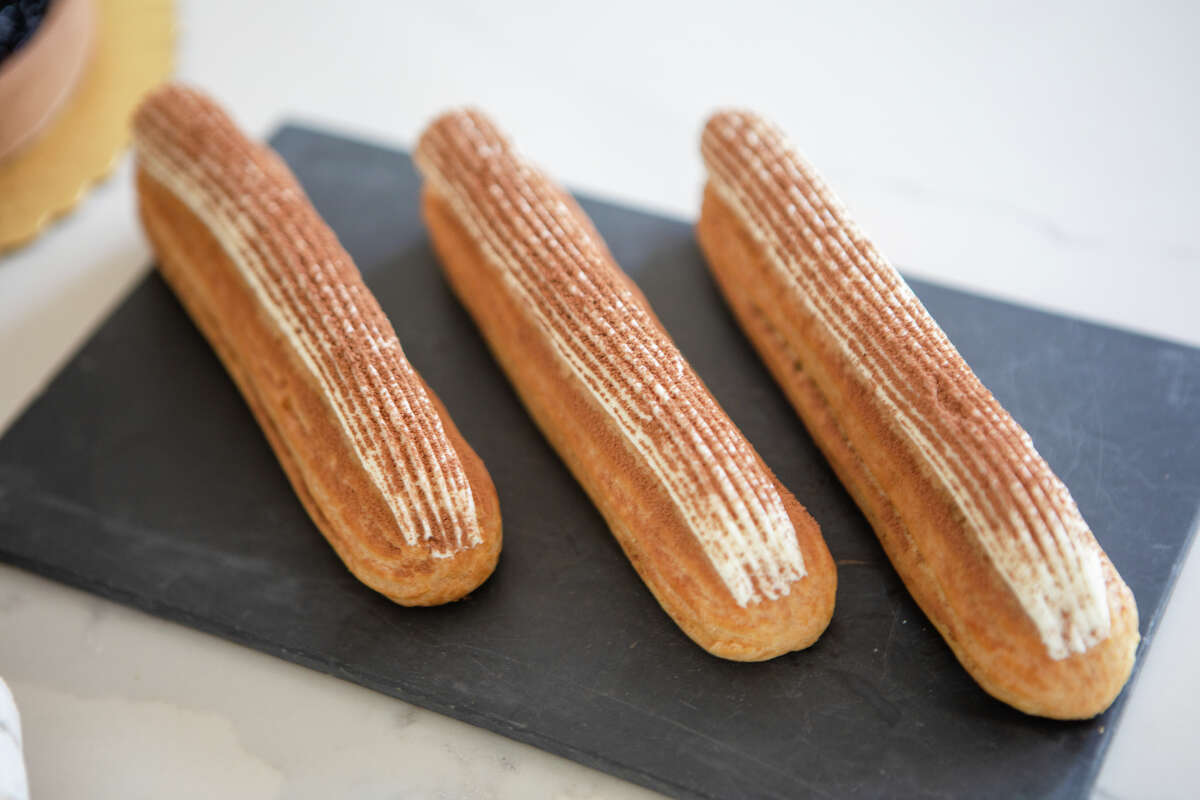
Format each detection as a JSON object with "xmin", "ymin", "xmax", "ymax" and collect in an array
[
  {"xmin": 700, "ymin": 118, "xmax": 1104, "ymax": 657},
  {"xmin": 143, "ymin": 143, "xmax": 474, "ymax": 554},
  {"xmin": 443, "ymin": 117, "xmax": 800, "ymax": 592},
  {"xmin": 426, "ymin": 164, "xmax": 796, "ymax": 602},
  {"xmin": 141, "ymin": 141, "xmax": 470, "ymax": 552},
  {"xmin": 703, "ymin": 133, "xmax": 1105, "ymax": 655},
  {"xmin": 745, "ymin": 120, "xmax": 1100, "ymax": 605},
  {"xmin": 141, "ymin": 142, "xmax": 438, "ymax": 548},
  {"xmin": 134, "ymin": 99, "xmax": 479, "ymax": 557},
  {"xmin": 702, "ymin": 112, "xmax": 1109, "ymax": 657},
  {"xmin": 416, "ymin": 112, "xmax": 806, "ymax": 606}
]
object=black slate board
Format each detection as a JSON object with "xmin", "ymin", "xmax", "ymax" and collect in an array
[{"xmin": 2, "ymin": 125, "xmax": 1199, "ymax": 800}]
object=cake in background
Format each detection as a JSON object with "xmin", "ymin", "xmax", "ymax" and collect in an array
[{"xmin": 0, "ymin": 0, "xmax": 94, "ymax": 163}]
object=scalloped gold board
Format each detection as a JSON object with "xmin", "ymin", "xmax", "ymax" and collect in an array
[{"xmin": 0, "ymin": 0, "xmax": 174, "ymax": 252}]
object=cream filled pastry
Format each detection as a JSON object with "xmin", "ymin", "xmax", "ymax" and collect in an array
[
  {"xmin": 132, "ymin": 85, "xmax": 501, "ymax": 605},
  {"xmin": 415, "ymin": 109, "xmax": 835, "ymax": 660},
  {"xmin": 696, "ymin": 109, "xmax": 1138, "ymax": 716}
]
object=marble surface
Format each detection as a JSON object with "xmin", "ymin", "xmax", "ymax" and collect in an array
[{"xmin": 0, "ymin": 1, "xmax": 1197, "ymax": 797}]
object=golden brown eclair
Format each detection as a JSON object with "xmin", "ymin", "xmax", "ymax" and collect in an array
[
  {"xmin": 415, "ymin": 109, "xmax": 836, "ymax": 660},
  {"xmin": 132, "ymin": 85, "xmax": 501, "ymax": 605},
  {"xmin": 696, "ymin": 109, "xmax": 1138, "ymax": 716}
]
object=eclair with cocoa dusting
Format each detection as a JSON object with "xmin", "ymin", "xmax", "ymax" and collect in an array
[
  {"xmin": 133, "ymin": 85, "xmax": 501, "ymax": 605},
  {"xmin": 696, "ymin": 109, "xmax": 1138, "ymax": 716},
  {"xmin": 416, "ymin": 109, "xmax": 836, "ymax": 660}
]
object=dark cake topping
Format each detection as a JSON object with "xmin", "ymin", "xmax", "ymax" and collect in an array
[{"xmin": 0, "ymin": 0, "xmax": 52, "ymax": 64}]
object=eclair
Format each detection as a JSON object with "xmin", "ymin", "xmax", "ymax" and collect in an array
[
  {"xmin": 415, "ymin": 109, "xmax": 836, "ymax": 660},
  {"xmin": 696, "ymin": 109, "xmax": 1138, "ymax": 717},
  {"xmin": 132, "ymin": 85, "xmax": 501, "ymax": 605}
]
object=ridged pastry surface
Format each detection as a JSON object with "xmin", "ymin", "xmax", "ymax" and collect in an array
[
  {"xmin": 132, "ymin": 86, "xmax": 481, "ymax": 558},
  {"xmin": 416, "ymin": 110, "xmax": 807, "ymax": 607},
  {"xmin": 701, "ymin": 110, "xmax": 1110, "ymax": 659}
]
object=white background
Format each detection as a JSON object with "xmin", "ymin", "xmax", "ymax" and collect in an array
[{"xmin": 1, "ymin": 1, "xmax": 1197, "ymax": 797}]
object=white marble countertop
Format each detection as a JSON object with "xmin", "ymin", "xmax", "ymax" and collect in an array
[{"xmin": 1, "ymin": 1, "xmax": 1197, "ymax": 797}]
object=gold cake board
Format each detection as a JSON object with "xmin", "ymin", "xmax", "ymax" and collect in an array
[{"xmin": 0, "ymin": 0, "xmax": 175, "ymax": 253}]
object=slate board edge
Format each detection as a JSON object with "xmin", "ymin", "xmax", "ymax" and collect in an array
[
  {"xmin": 1080, "ymin": 503, "xmax": 1200, "ymax": 792},
  {"xmin": 7, "ymin": 489, "xmax": 1194, "ymax": 800},
  {"xmin": 0, "ymin": 545, "xmax": 713, "ymax": 800}
]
